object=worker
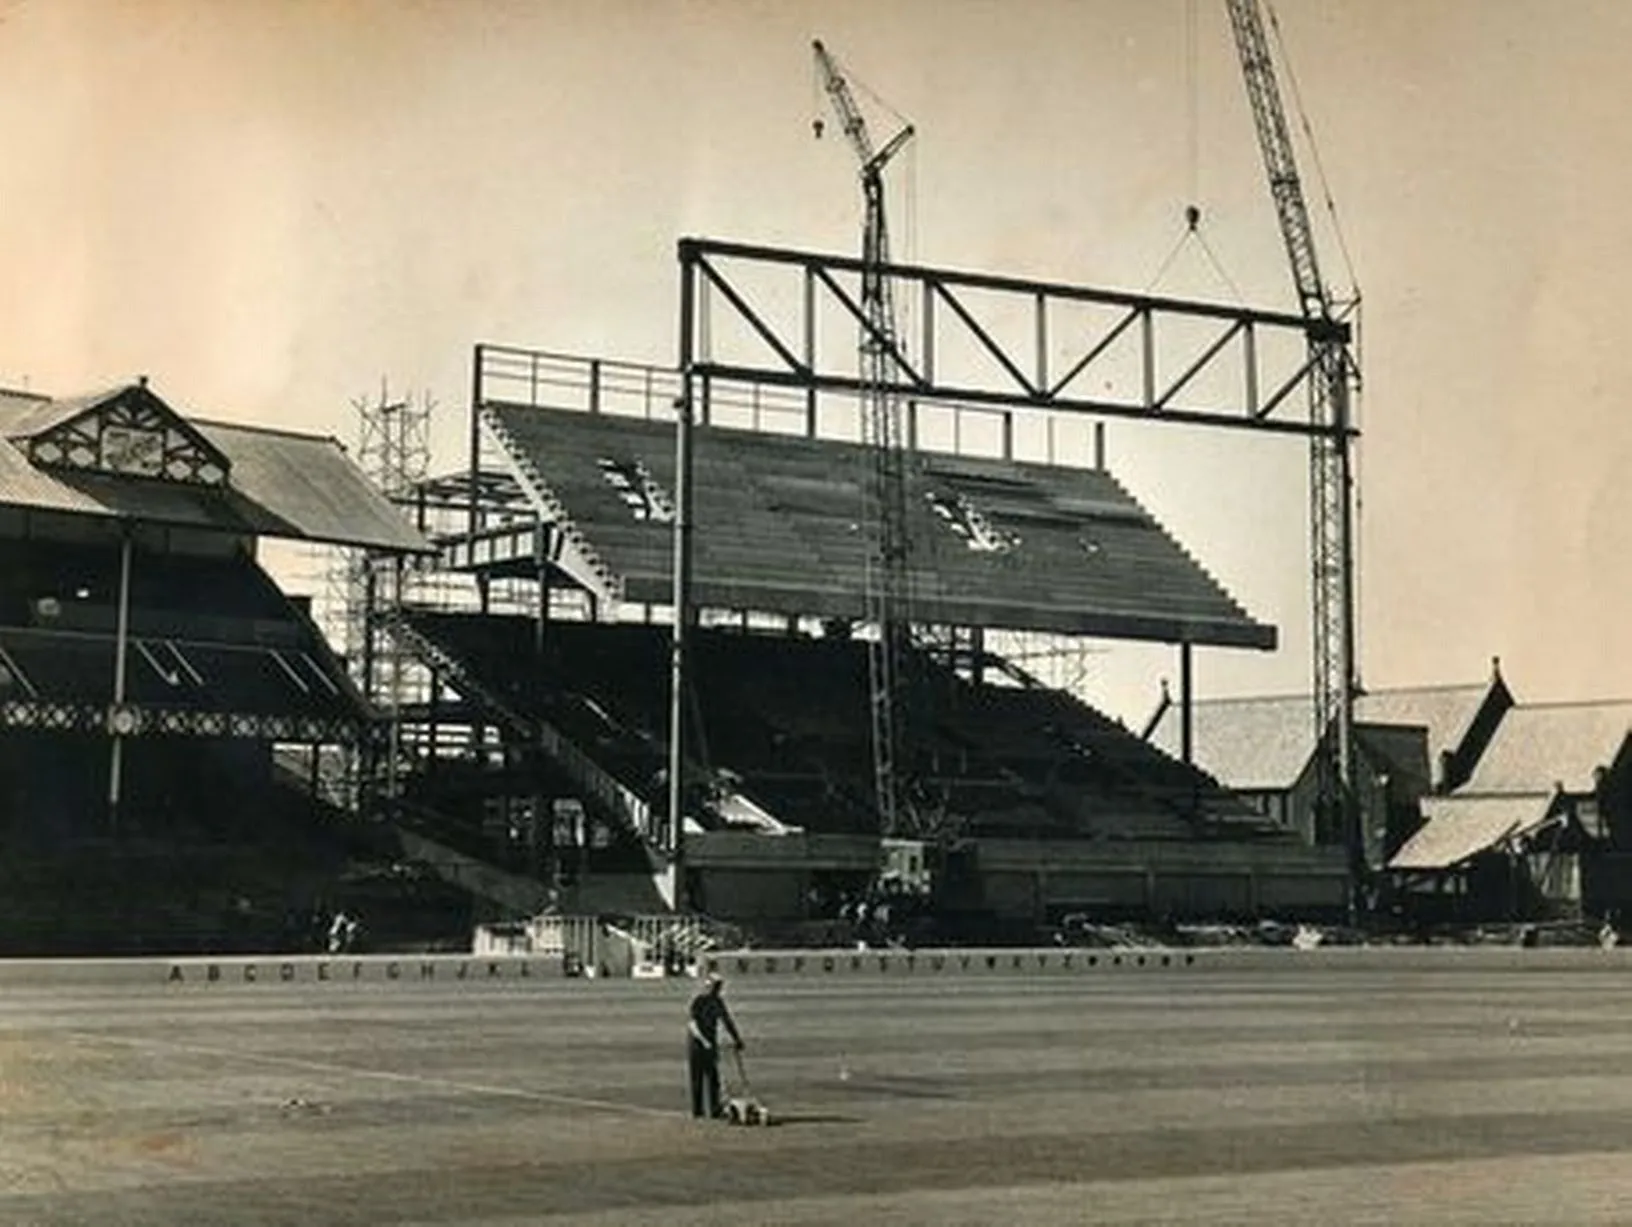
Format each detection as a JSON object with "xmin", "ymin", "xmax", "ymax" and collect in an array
[{"xmin": 686, "ymin": 972, "xmax": 744, "ymax": 1119}]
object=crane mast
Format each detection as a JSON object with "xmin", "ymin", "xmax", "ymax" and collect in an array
[
  {"xmin": 1224, "ymin": 0, "xmax": 1361, "ymax": 897},
  {"xmin": 812, "ymin": 39, "xmax": 918, "ymax": 840}
]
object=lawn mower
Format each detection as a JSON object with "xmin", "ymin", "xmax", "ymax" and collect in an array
[{"xmin": 722, "ymin": 1046, "xmax": 772, "ymax": 1126}]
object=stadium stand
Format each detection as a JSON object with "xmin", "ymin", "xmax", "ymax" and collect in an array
[
  {"xmin": 0, "ymin": 380, "xmax": 469, "ymax": 954},
  {"xmin": 480, "ymin": 402, "xmax": 1276, "ymax": 649},
  {"xmin": 395, "ymin": 613, "xmax": 1284, "ymax": 855}
]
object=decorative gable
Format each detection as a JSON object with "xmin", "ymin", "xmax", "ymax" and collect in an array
[{"xmin": 19, "ymin": 383, "xmax": 230, "ymax": 487}]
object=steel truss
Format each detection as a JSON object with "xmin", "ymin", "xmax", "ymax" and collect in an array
[{"xmin": 677, "ymin": 238, "xmax": 1353, "ymax": 440}]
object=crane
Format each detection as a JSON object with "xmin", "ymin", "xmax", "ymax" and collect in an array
[
  {"xmin": 812, "ymin": 39, "xmax": 920, "ymax": 841},
  {"xmin": 1223, "ymin": 0, "xmax": 1363, "ymax": 903}
]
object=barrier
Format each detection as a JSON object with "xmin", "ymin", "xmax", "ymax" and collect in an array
[
  {"xmin": 6, "ymin": 944, "xmax": 1632, "ymax": 991},
  {"xmin": 0, "ymin": 954, "xmax": 564, "ymax": 990},
  {"xmin": 696, "ymin": 944, "xmax": 1632, "ymax": 979}
]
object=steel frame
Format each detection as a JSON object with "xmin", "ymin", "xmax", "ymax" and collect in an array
[
  {"xmin": 678, "ymin": 238, "xmax": 1353, "ymax": 441},
  {"xmin": 670, "ymin": 236, "xmax": 1360, "ymax": 895}
]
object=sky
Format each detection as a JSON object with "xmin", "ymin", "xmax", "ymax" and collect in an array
[{"xmin": 2, "ymin": 0, "xmax": 1629, "ymax": 727}]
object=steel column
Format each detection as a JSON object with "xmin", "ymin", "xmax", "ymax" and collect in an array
[{"xmin": 107, "ymin": 528, "xmax": 134, "ymax": 831}]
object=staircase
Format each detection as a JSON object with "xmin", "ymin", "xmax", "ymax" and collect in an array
[{"xmin": 382, "ymin": 611, "xmax": 671, "ymax": 850}]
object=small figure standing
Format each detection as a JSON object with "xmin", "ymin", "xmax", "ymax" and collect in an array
[{"xmin": 686, "ymin": 973, "xmax": 744, "ymax": 1119}]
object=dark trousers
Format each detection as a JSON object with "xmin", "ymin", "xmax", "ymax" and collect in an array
[{"xmin": 687, "ymin": 1040, "xmax": 721, "ymax": 1118}]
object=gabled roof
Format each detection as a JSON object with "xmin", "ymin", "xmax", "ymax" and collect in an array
[
  {"xmin": 0, "ymin": 382, "xmax": 430, "ymax": 554},
  {"xmin": 1146, "ymin": 680, "xmax": 1498, "ymax": 791},
  {"xmin": 481, "ymin": 401, "xmax": 1276, "ymax": 647},
  {"xmin": 0, "ymin": 387, "xmax": 121, "ymax": 438},
  {"xmin": 1459, "ymin": 700, "xmax": 1632, "ymax": 795},
  {"xmin": 1389, "ymin": 794, "xmax": 1554, "ymax": 870},
  {"xmin": 1147, "ymin": 692, "xmax": 1314, "ymax": 791}
]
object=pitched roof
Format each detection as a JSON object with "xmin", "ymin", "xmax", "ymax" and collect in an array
[
  {"xmin": 1459, "ymin": 701, "xmax": 1632, "ymax": 795},
  {"xmin": 0, "ymin": 387, "xmax": 123, "ymax": 438},
  {"xmin": 1146, "ymin": 692, "xmax": 1314, "ymax": 791},
  {"xmin": 484, "ymin": 401, "xmax": 1275, "ymax": 647},
  {"xmin": 196, "ymin": 420, "xmax": 431, "ymax": 555},
  {"xmin": 1353, "ymin": 684, "xmax": 1495, "ymax": 766},
  {"xmin": 1388, "ymin": 793, "xmax": 1554, "ymax": 870},
  {"xmin": 1146, "ymin": 681, "xmax": 1496, "ymax": 791},
  {"xmin": 0, "ymin": 384, "xmax": 429, "ymax": 554}
]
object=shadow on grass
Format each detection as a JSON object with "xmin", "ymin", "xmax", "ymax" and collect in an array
[{"xmin": 761, "ymin": 1112, "xmax": 863, "ymax": 1127}]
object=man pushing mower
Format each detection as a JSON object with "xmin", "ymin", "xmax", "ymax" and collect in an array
[{"xmin": 686, "ymin": 972, "xmax": 758, "ymax": 1121}]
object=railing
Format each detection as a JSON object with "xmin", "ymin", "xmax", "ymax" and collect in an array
[{"xmin": 476, "ymin": 344, "xmax": 810, "ymax": 434}]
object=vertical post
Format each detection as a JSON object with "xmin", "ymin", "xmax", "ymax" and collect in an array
[
  {"xmin": 427, "ymin": 668, "xmax": 440, "ymax": 766},
  {"xmin": 387, "ymin": 554, "xmax": 404, "ymax": 801},
  {"xmin": 1179, "ymin": 641, "xmax": 1194, "ymax": 765},
  {"xmin": 920, "ymin": 281, "xmax": 936, "ymax": 381},
  {"xmin": 1094, "ymin": 422, "xmax": 1107, "ymax": 471},
  {"xmin": 804, "ymin": 266, "xmax": 818, "ymax": 438},
  {"xmin": 1034, "ymin": 290, "xmax": 1048, "ymax": 393},
  {"xmin": 668, "ymin": 243, "xmax": 699, "ymax": 909},
  {"xmin": 534, "ymin": 519, "xmax": 550, "ymax": 656},
  {"xmin": 468, "ymin": 344, "xmax": 484, "ymax": 539},
  {"xmin": 1140, "ymin": 308, "xmax": 1155, "ymax": 409},
  {"xmin": 1336, "ymin": 358, "xmax": 1360, "ymax": 900},
  {"xmin": 589, "ymin": 359, "xmax": 602, "ymax": 414},
  {"xmin": 107, "ymin": 527, "xmax": 134, "ymax": 831},
  {"xmin": 1001, "ymin": 412, "xmax": 1014, "ymax": 461},
  {"xmin": 360, "ymin": 559, "xmax": 379, "ymax": 812},
  {"xmin": 1243, "ymin": 321, "xmax": 1259, "ymax": 416}
]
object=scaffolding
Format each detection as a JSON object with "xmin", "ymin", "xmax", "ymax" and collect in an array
[{"xmin": 316, "ymin": 383, "xmax": 453, "ymax": 808}]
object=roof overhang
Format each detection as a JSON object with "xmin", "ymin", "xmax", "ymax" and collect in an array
[
  {"xmin": 0, "ymin": 386, "xmax": 432, "ymax": 554},
  {"xmin": 1388, "ymin": 794, "xmax": 1558, "ymax": 871}
]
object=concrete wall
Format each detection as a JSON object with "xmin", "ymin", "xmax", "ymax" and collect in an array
[{"xmin": 970, "ymin": 839, "xmax": 1349, "ymax": 923}]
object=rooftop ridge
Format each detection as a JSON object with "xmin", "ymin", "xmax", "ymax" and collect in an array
[{"xmin": 191, "ymin": 417, "xmax": 340, "ymax": 446}]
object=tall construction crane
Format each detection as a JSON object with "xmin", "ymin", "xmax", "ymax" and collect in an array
[
  {"xmin": 812, "ymin": 39, "xmax": 919, "ymax": 840},
  {"xmin": 1224, "ymin": 0, "xmax": 1363, "ymax": 901}
]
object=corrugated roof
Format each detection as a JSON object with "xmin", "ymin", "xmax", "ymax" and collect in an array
[
  {"xmin": 1388, "ymin": 794, "xmax": 1552, "ymax": 870},
  {"xmin": 196, "ymin": 420, "xmax": 429, "ymax": 554},
  {"xmin": 1461, "ymin": 701, "xmax": 1632, "ymax": 794},
  {"xmin": 0, "ymin": 384, "xmax": 429, "ymax": 554},
  {"xmin": 1354, "ymin": 684, "xmax": 1492, "ymax": 766},
  {"xmin": 0, "ymin": 388, "xmax": 124, "ymax": 440},
  {"xmin": 485, "ymin": 402, "xmax": 1275, "ymax": 647},
  {"xmin": 1146, "ymin": 681, "xmax": 1497, "ymax": 791},
  {"xmin": 1147, "ymin": 693, "xmax": 1314, "ymax": 791}
]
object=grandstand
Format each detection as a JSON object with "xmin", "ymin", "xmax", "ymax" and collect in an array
[
  {"xmin": 0, "ymin": 380, "xmax": 467, "ymax": 954},
  {"xmin": 379, "ymin": 349, "xmax": 1349, "ymax": 934}
]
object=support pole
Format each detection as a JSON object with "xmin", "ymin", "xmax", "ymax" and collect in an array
[
  {"xmin": 107, "ymin": 528, "xmax": 134, "ymax": 832},
  {"xmin": 1179, "ymin": 641, "xmax": 1194, "ymax": 765},
  {"xmin": 534, "ymin": 519, "xmax": 550, "ymax": 657},
  {"xmin": 360, "ymin": 559, "xmax": 379, "ymax": 813},
  {"xmin": 387, "ymin": 554, "xmax": 404, "ymax": 802},
  {"xmin": 468, "ymin": 344, "xmax": 483, "ymax": 539},
  {"xmin": 667, "ymin": 247, "xmax": 698, "ymax": 910}
]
